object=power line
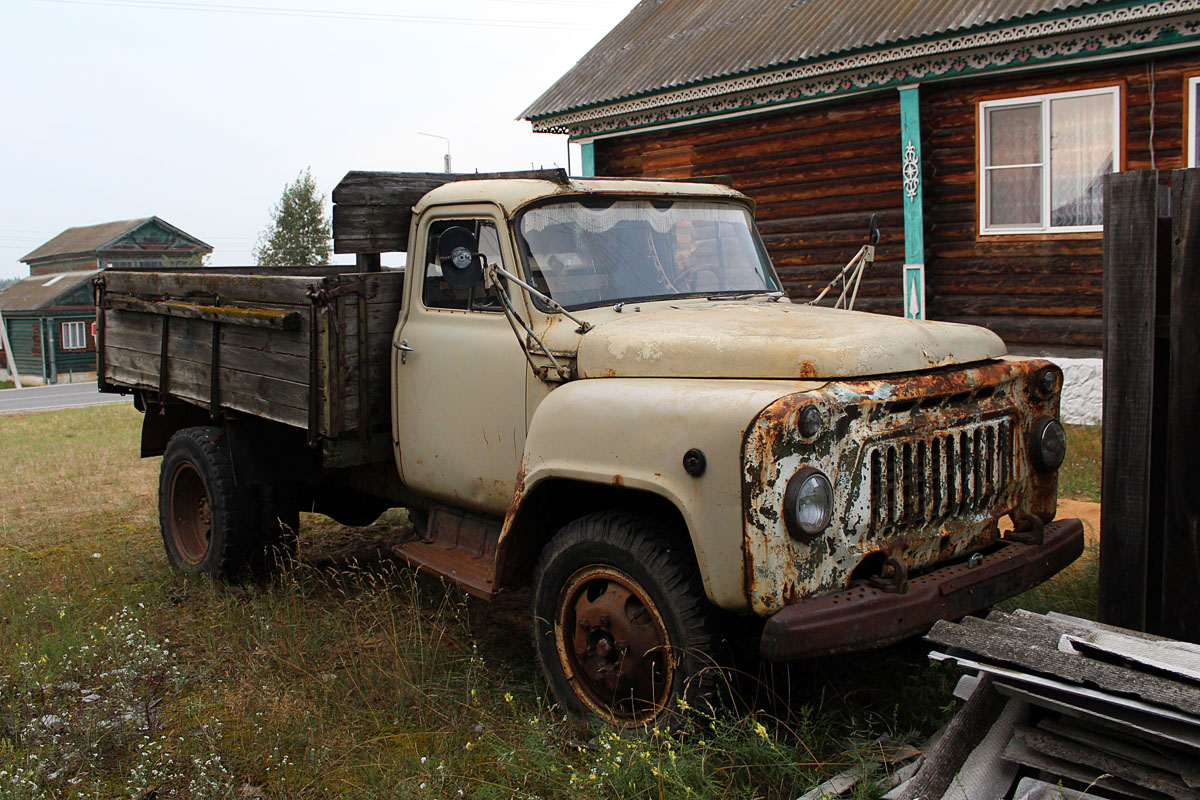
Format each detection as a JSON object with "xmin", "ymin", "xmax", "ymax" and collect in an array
[{"xmin": 36, "ymin": 0, "xmax": 606, "ymax": 30}]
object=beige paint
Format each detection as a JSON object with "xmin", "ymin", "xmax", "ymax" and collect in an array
[
  {"xmin": 392, "ymin": 204, "xmax": 531, "ymax": 514},
  {"xmin": 411, "ymin": 177, "xmax": 748, "ymax": 220},
  {"xmin": 571, "ymin": 298, "xmax": 1006, "ymax": 379},
  {"xmin": 512, "ymin": 377, "xmax": 824, "ymax": 610}
]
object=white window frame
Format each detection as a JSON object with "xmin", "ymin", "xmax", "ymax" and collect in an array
[
  {"xmin": 1188, "ymin": 75, "xmax": 1200, "ymax": 168},
  {"xmin": 61, "ymin": 321, "xmax": 87, "ymax": 351},
  {"xmin": 979, "ymin": 85, "xmax": 1121, "ymax": 235}
]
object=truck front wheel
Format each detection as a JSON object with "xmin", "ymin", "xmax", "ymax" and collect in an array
[
  {"xmin": 531, "ymin": 511, "xmax": 721, "ymax": 727},
  {"xmin": 159, "ymin": 426, "xmax": 256, "ymax": 579}
]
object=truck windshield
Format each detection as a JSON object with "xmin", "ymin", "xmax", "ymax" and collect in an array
[{"xmin": 515, "ymin": 198, "xmax": 781, "ymax": 310}]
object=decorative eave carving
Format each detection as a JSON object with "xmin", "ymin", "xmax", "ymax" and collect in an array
[{"xmin": 532, "ymin": 1, "xmax": 1200, "ymax": 139}]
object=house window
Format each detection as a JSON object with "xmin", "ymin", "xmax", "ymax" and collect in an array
[
  {"xmin": 1188, "ymin": 76, "xmax": 1199, "ymax": 168},
  {"xmin": 980, "ymin": 86, "xmax": 1120, "ymax": 234},
  {"xmin": 61, "ymin": 321, "xmax": 87, "ymax": 350}
]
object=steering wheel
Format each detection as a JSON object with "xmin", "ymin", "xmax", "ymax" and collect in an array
[{"xmin": 673, "ymin": 263, "xmax": 722, "ymax": 292}]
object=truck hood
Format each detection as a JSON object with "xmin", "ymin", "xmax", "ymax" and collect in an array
[{"xmin": 573, "ymin": 300, "xmax": 1006, "ymax": 379}]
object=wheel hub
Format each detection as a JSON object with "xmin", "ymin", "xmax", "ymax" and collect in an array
[
  {"xmin": 169, "ymin": 462, "xmax": 213, "ymax": 565},
  {"xmin": 557, "ymin": 566, "xmax": 675, "ymax": 724}
]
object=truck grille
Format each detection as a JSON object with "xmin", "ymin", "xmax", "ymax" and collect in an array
[{"xmin": 867, "ymin": 418, "xmax": 1013, "ymax": 535}]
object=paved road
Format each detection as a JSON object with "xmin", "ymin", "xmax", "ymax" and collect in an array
[{"xmin": 0, "ymin": 382, "xmax": 131, "ymax": 414}]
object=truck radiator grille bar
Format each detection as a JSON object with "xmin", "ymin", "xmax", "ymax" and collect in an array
[{"xmin": 867, "ymin": 418, "xmax": 1012, "ymax": 535}]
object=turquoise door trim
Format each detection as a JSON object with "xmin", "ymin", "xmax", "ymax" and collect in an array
[
  {"xmin": 580, "ymin": 142, "xmax": 596, "ymax": 177},
  {"xmin": 899, "ymin": 85, "xmax": 926, "ymax": 320}
]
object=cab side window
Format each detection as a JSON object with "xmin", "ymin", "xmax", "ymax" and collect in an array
[{"xmin": 423, "ymin": 219, "xmax": 505, "ymax": 312}]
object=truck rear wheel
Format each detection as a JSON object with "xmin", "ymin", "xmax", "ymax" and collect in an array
[
  {"xmin": 159, "ymin": 426, "xmax": 256, "ymax": 579},
  {"xmin": 531, "ymin": 511, "xmax": 721, "ymax": 727}
]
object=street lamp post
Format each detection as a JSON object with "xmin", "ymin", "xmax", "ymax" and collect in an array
[{"xmin": 418, "ymin": 132, "xmax": 452, "ymax": 173}]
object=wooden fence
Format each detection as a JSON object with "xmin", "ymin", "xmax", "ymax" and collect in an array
[{"xmin": 1100, "ymin": 168, "xmax": 1199, "ymax": 643}]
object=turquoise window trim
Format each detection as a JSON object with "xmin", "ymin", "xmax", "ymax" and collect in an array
[
  {"xmin": 899, "ymin": 85, "xmax": 926, "ymax": 320},
  {"xmin": 580, "ymin": 142, "xmax": 596, "ymax": 177}
]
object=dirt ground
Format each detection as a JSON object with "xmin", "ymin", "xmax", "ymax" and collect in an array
[{"xmin": 1059, "ymin": 498, "xmax": 1101, "ymax": 544}]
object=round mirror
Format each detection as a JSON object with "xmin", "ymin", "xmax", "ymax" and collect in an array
[{"xmin": 437, "ymin": 226, "xmax": 483, "ymax": 289}]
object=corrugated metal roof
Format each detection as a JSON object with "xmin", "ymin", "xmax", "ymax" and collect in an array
[
  {"xmin": 0, "ymin": 271, "xmax": 100, "ymax": 312},
  {"xmin": 20, "ymin": 218, "xmax": 152, "ymax": 264},
  {"xmin": 523, "ymin": 0, "xmax": 1109, "ymax": 120}
]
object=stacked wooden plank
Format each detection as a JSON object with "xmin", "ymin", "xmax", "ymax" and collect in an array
[
  {"xmin": 331, "ymin": 169, "xmax": 568, "ymax": 255},
  {"xmin": 895, "ymin": 610, "xmax": 1200, "ymax": 800}
]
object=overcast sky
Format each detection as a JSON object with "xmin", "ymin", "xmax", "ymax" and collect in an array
[{"xmin": 0, "ymin": 0, "xmax": 638, "ymax": 279}]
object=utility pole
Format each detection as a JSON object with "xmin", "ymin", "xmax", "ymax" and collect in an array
[
  {"xmin": 0, "ymin": 308, "xmax": 23, "ymax": 388},
  {"xmin": 418, "ymin": 132, "xmax": 452, "ymax": 173}
]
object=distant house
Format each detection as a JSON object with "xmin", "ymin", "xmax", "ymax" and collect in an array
[
  {"xmin": 523, "ymin": 0, "xmax": 1200, "ymax": 352},
  {"xmin": 21, "ymin": 217, "xmax": 212, "ymax": 275},
  {"xmin": 0, "ymin": 217, "xmax": 211, "ymax": 382},
  {"xmin": 0, "ymin": 271, "xmax": 101, "ymax": 383}
]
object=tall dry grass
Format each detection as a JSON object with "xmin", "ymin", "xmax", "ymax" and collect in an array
[{"xmin": 0, "ymin": 404, "xmax": 1100, "ymax": 799}]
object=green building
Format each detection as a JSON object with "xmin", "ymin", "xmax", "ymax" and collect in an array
[{"xmin": 0, "ymin": 217, "xmax": 211, "ymax": 383}]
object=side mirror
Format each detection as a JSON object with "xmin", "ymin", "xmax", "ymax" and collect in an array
[{"xmin": 437, "ymin": 226, "xmax": 483, "ymax": 289}]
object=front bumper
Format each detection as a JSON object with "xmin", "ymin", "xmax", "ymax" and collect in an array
[{"xmin": 759, "ymin": 518, "xmax": 1085, "ymax": 661}]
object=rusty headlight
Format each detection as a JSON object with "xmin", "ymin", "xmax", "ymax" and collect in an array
[
  {"xmin": 1034, "ymin": 366, "xmax": 1060, "ymax": 398},
  {"xmin": 784, "ymin": 467, "xmax": 833, "ymax": 541},
  {"xmin": 798, "ymin": 406, "xmax": 824, "ymax": 438},
  {"xmin": 1030, "ymin": 416, "xmax": 1067, "ymax": 472}
]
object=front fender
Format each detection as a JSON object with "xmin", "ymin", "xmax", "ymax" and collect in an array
[{"xmin": 500, "ymin": 377, "xmax": 823, "ymax": 612}]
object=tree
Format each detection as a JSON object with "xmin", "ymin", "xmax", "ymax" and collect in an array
[{"xmin": 253, "ymin": 168, "xmax": 332, "ymax": 267}]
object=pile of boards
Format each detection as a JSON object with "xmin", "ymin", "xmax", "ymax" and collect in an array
[{"xmin": 892, "ymin": 609, "xmax": 1200, "ymax": 800}]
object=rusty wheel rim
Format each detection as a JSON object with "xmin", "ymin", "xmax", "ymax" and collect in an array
[
  {"xmin": 555, "ymin": 565, "xmax": 675, "ymax": 725},
  {"xmin": 168, "ymin": 462, "xmax": 212, "ymax": 565}
]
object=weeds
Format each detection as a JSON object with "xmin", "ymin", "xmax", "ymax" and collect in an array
[
  {"xmin": 1059, "ymin": 424, "xmax": 1101, "ymax": 501},
  {"xmin": 0, "ymin": 404, "xmax": 1102, "ymax": 798}
]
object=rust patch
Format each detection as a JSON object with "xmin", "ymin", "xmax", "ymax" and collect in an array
[
  {"xmin": 493, "ymin": 458, "xmax": 530, "ymax": 592},
  {"xmin": 740, "ymin": 357, "xmax": 1069, "ymax": 616},
  {"xmin": 612, "ymin": 474, "xmax": 625, "ymax": 486},
  {"xmin": 798, "ymin": 360, "xmax": 819, "ymax": 379}
]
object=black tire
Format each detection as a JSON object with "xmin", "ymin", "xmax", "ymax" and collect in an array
[
  {"xmin": 531, "ymin": 511, "xmax": 722, "ymax": 727},
  {"xmin": 158, "ymin": 426, "xmax": 257, "ymax": 579}
]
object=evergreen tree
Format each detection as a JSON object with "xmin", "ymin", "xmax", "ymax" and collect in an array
[{"xmin": 253, "ymin": 168, "xmax": 332, "ymax": 267}]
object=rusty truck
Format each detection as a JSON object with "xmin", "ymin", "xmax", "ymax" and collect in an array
[{"xmin": 95, "ymin": 169, "xmax": 1084, "ymax": 727}]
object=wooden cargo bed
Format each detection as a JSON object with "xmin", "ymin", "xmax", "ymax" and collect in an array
[{"xmin": 96, "ymin": 266, "xmax": 405, "ymax": 467}]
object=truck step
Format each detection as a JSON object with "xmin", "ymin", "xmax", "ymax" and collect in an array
[{"xmin": 391, "ymin": 540, "xmax": 496, "ymax": 601}]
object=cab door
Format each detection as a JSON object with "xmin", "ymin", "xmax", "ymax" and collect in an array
[{"xmin": 392, "ymin": 206, "xmax": 530, "ymax": 514}]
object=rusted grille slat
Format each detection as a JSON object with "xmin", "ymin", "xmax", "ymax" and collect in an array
[{"xmin": 866, "ymin": 418, "xmax": 1012, "ymax": 536}]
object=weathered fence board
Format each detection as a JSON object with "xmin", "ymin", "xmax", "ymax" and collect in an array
[
  {"xmin": 1100, "ymin": 169, "xmax": 1161, "ymax": 632},
  {"xmin": 1163, "ymin": 169, "xmax": 1200, "ymax": 644},
  {"xmin": 1100, "ymin": 168, "xmax": 1200, "ymax": 642}
]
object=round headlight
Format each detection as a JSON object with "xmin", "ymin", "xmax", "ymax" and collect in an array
[
  {"xmin": 1030, "ymin": 417, "xmax": 1067, "ymax": 472},
  {"xmin": 784, "ymin": 467, "xmax": 834, "ymax": 541},
  {"xmin": 1035, "ymin": 367, "xmax": 1059, "ymax": 398},
  {"xmin": 798, "ymin": 406, "xmax": 824, "ymax": 439}
]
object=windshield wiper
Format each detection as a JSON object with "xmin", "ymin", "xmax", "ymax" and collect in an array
[{"xmin": 706, "ymin": 290, "xmax": 786, "ymax": 302}]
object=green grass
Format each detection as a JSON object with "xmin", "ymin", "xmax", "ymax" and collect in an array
[
  {"xmin": 0, "ymin": 380, "xmax": 14, "ymax": 390},
  {"xmin": 1058, "ymin": 423, "xmax": 1102, "ymax": 502},
  {"xmin": 0, "ymin": 406, "xmax": 1102, "ymax": 799}
]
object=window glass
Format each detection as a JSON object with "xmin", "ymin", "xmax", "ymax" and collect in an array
[
  {"xmin": 1049, "ymin": 93, "xmax": 1113, "ymax": 227},
  {"xmin": 981, "ymin": 87, "xmax": 1118, "ymax": 233},
  {"xmin": 422, "ymin": 219, "xmax": 504, "ymax": 312},
  {"xmin": 1189, "ymin": 76, "xmax": 1199, "ymax": 168},
  {"xmin": 516, "ymin": 199, "xmax": 778, "ymax": 310},
  {"xmin": 61, "ymin": 321, "xmax": 87, "ymax": 350},
  {"xmin": 987, "ymin": 104, "xmax": 1041, "ymax": 165}
]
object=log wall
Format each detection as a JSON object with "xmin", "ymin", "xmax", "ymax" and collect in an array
[
  {"xmin": 594, "ymin": 92, "xmax": 906, "ymax": 316},
  {"xmin": 924, "ymin": 53, "xmax": 1197, "ymax": 349},
  {"xmin": 593, "ymin": 52, "xmax": 1200, "ymax": 349}
]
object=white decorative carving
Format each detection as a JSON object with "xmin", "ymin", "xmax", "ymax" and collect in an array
[
  {"xmin": 903, "ymin": 140, "xmax": 920, "ymax": 201},
  {"xmin": 532, "ymin": 1, "xmax": 1200, "ymax": 135}
]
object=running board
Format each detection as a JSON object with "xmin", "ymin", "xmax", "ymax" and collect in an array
[{"xmin": 391, "ymin": 505, "xmax": 500, "ymax": 600}]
